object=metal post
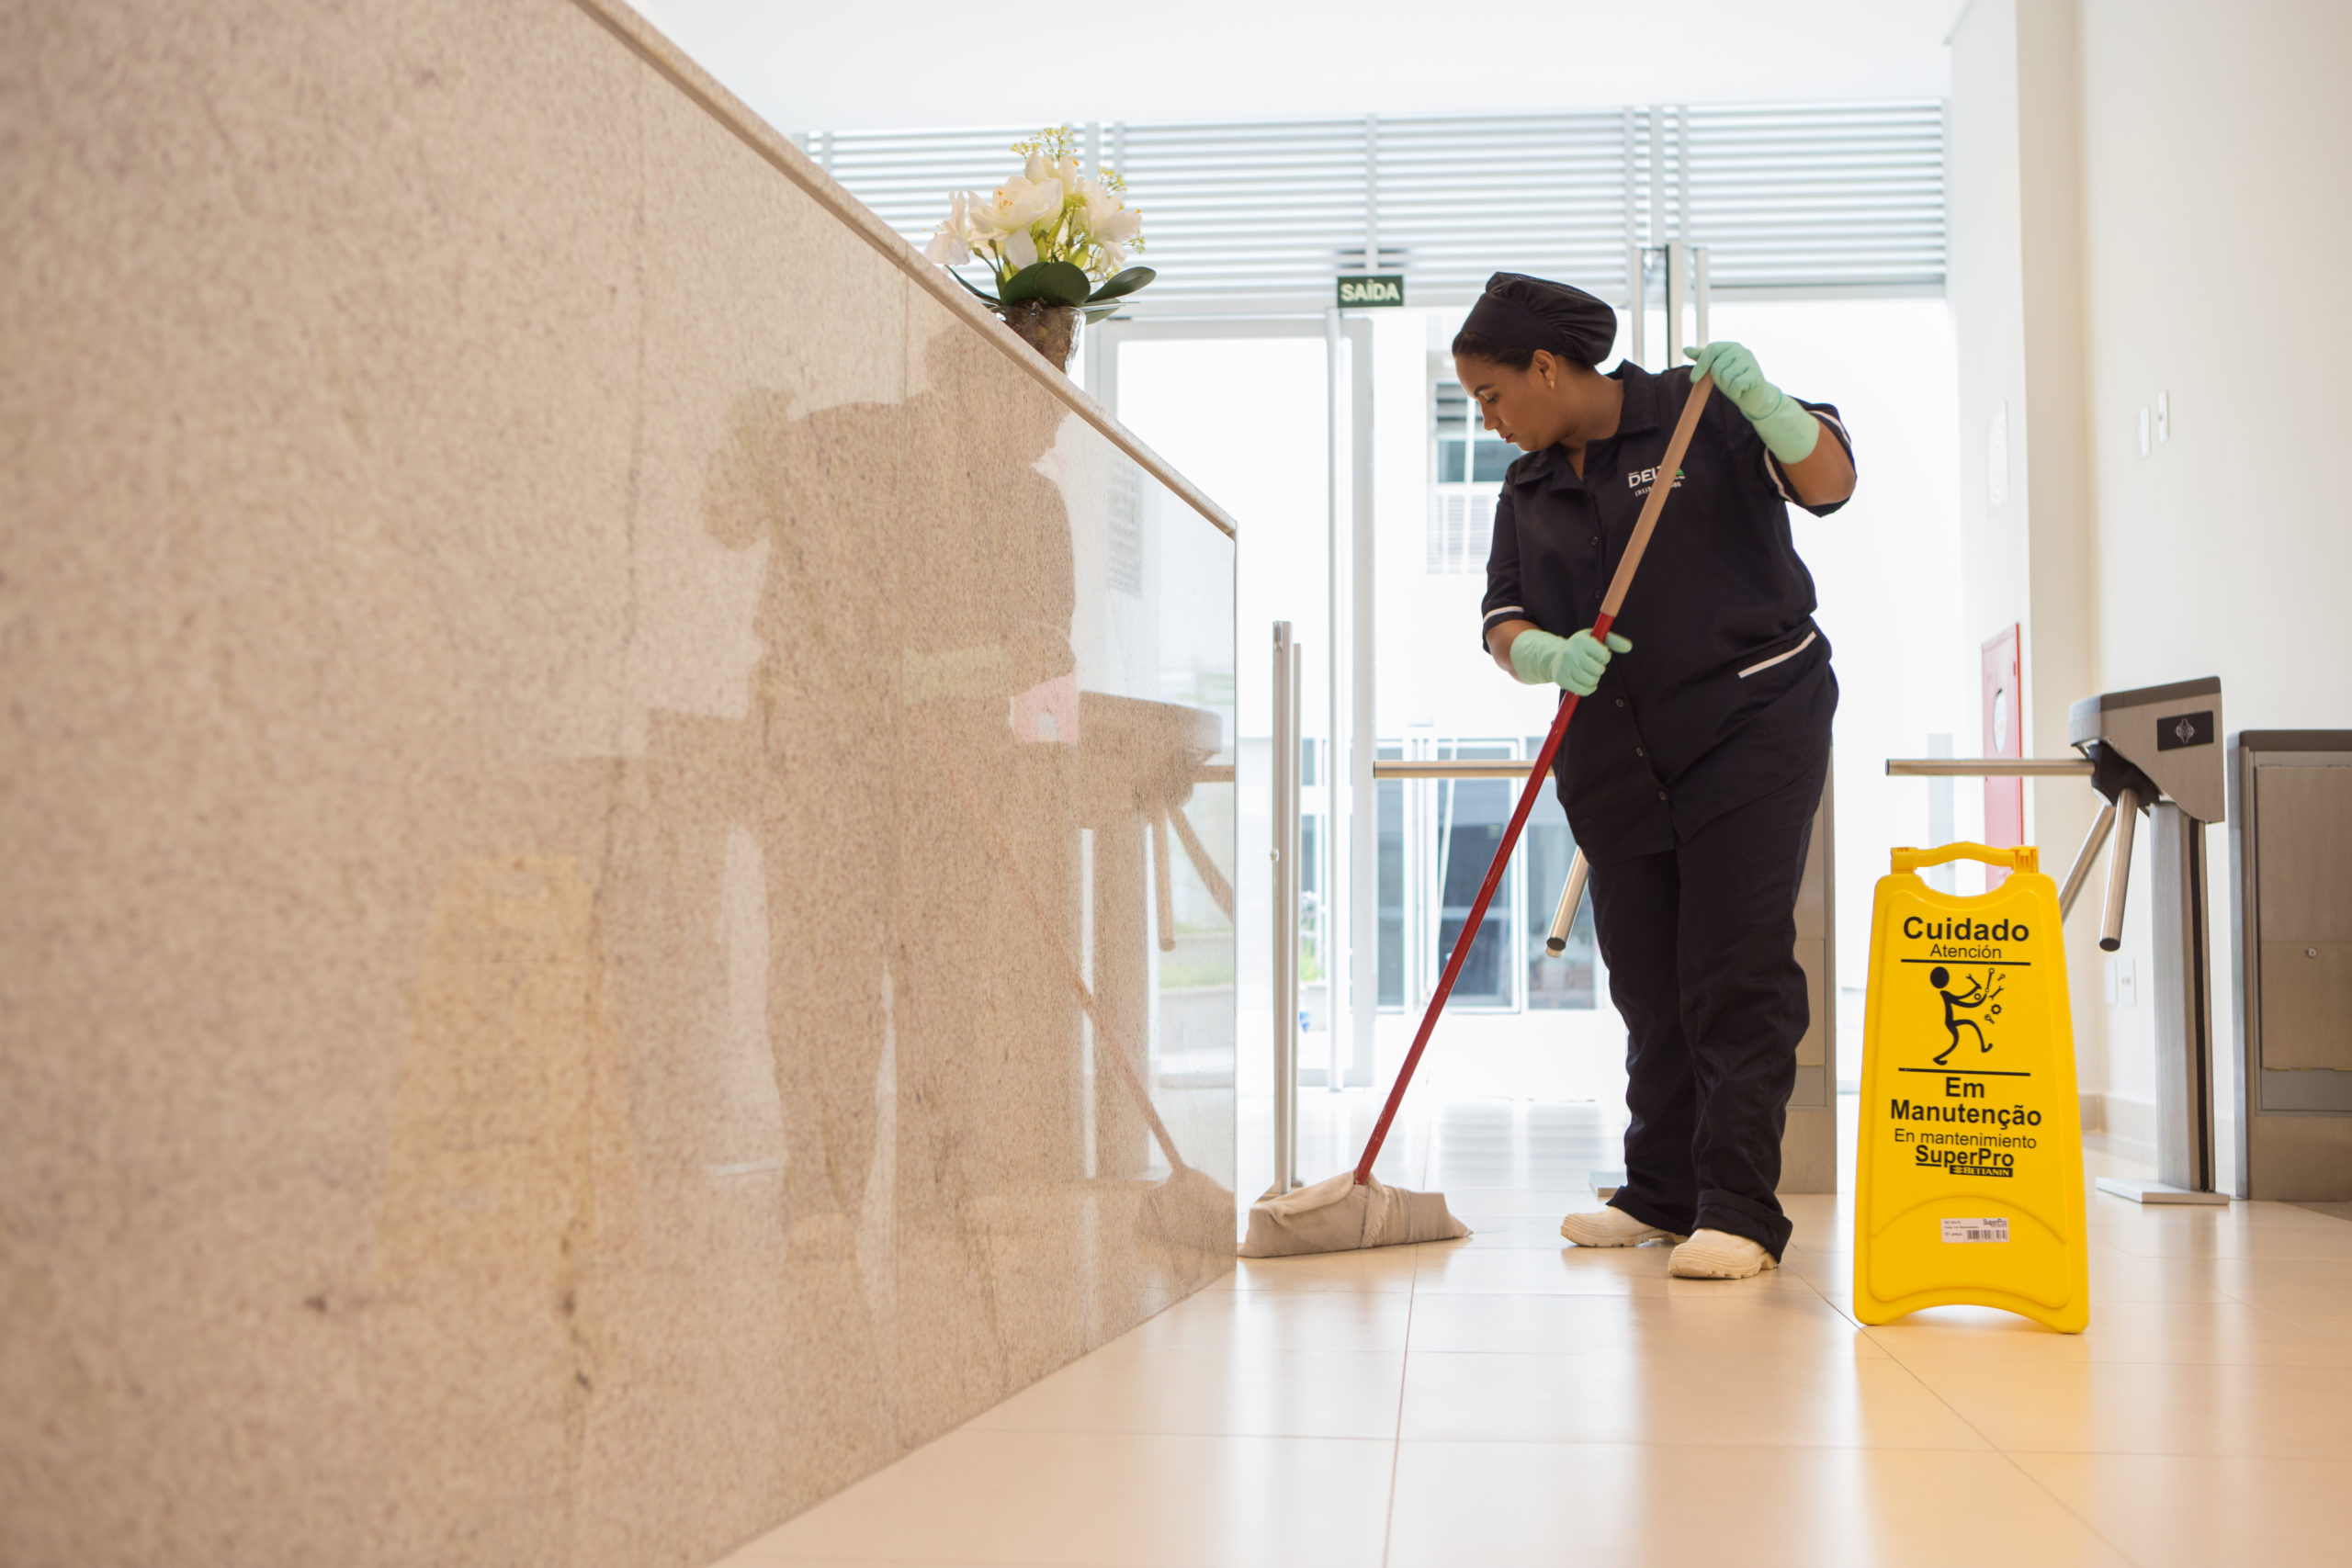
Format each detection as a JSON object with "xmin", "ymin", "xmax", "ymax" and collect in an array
[
  {"xmin": 1270, "ymin": 622, "xmax": 1301, "ymax": 1195},
  {"xmin": 1666, "ymin": 237, "xmax": 1690, "ymax": 366},
  {"xmin": 1692, "ymin": 245, "xmax": 1711, "ymax": 349},
  {"xmin": 1348, "ymin": 321, "xmax": 1377, "ymax": 1093},
  {"xmin": 1626, "ymin": 243, "xmax": 1646, "ymax": 369},
  {"xmin": 2150, "ymin": 801, "xmax": 2215, "ymax": 1193},
  {"xmin": 1324, "ymin": 309, "xmax": 1346, "ymax": 1096}
]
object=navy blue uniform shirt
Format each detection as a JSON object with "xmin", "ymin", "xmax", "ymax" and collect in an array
[{"xmin": 1480, "ymin": 360, "xmax": 1852, "ymax": 865}]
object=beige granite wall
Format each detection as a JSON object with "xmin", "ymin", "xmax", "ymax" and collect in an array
[{"xmin": 0, "ymin": 3, "xmax": 1238, "ymax": 1563}]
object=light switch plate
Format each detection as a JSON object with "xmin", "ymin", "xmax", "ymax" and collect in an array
[{"xmin": 2104, "ymin": 953, "xmax": 2138, "ymax": 1008}]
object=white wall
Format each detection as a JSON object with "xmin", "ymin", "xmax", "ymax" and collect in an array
[
  {"xmin": 2075, "ymin": 0, "xmax": 2352, "ymax": 726},
  {"xmin": 1948, "ymin": 0, "xmax": 2352, "ymax": 1130},
  {"xmin": 1950, "ymin": 0, "xmax": 2109, "ymax": 1101}
]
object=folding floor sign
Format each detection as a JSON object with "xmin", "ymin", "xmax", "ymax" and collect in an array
[{"xmin": 1853, "ymin": 842, "xmax": 2088, "ymax": 1333}]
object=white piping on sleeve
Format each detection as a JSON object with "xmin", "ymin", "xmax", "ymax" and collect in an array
[
  {"xmin": 1737, "ymin": 629, "xmax": 1817, "ymax": 679},
  {"xmin": 1765, "ymin": 407, "xmax": 1848, "ymax": 501}
]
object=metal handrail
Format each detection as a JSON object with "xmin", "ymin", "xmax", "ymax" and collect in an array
[
  {"xmin": 1885, "ymin": 758, "xmax": 2094, "ymax": 777},
  {"xmin": 1374, "ymin": 759, "xmax": 1534, "ymax": 779},
  {"xmin": 1883, "ymin": 754, "xmax": 2124, "ymax": 925},
  {"xmin": 1269, "ymin": 623, "xmax": 1302, "ymax": 1196}
]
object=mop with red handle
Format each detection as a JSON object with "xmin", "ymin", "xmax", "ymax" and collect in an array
[{"xmin": 1240, "ymin": 374, "xmax": 1714, "ymax": 1257}]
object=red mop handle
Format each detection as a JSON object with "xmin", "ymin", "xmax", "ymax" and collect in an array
[{"xmin": 1351, "ymin": 375, "xmax": 1713, "ymax": 1185}]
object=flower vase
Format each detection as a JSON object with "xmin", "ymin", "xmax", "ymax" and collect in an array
[{"xmin": 997, "ymin": 299, "xmax": 1080, "ymax": 372}]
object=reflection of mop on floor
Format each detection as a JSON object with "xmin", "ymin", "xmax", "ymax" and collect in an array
[{"xmin": 946, "ymin": 763, "xmax": 1233, "ymax": 1259}]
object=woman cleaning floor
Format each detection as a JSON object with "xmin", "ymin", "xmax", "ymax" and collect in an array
[{"xmin": 1456, "ymin": 272, "xmax": 1856, "ymax": 1280}]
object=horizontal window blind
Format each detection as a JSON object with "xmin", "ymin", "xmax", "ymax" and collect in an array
[{"xmin": 807, "ymin": 102, "xmax": 1943, "ymax": 314}]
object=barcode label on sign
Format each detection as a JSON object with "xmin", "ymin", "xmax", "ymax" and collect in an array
[{"xmin": 1942, "ymin": 1218, "xmax": 2009, "ymax": 1243}]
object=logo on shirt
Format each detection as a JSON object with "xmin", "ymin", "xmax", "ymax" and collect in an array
[{"xmin": 1627, "ymin": 466, "xmax": 1686, "ymax": 497}]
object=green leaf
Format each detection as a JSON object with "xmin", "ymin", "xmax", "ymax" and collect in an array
[
  {"xmin": 944, "ymin": 266, "xmax": 1001, "ymax": 305},
  {"xmin": 999, "ymin": 260, "xmax": 1092, "ymax": 308},
  {"xmin": 1082, "ymin": 304, "xmax": 1125, "ymax": 325},
  {"xmin": 1086, "ymin": 266, "xmax": 1155, "ymax": 303}
]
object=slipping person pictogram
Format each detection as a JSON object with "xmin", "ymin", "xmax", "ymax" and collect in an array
[{"xmin": 1928, "ymin": 965, "xmax": 2003, "ymax": 1065}]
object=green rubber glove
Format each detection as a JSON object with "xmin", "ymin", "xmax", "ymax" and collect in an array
[
  {"xmin": 1684, "ymin": 341, "xmax": 1820, "ymax": 464},
  {"xmin": 1509, "ymin": 626, "xmax": 1632, "ymax": 697}
]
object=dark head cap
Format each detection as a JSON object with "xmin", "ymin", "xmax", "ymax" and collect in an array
[{"xmin": 1456, "ymin": 272, "xmax": 1618, "ymax": 367}]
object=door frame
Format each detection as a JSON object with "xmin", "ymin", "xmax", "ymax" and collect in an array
[{"xmin": 1091, "ymin": 312, "xmax": 1377, "ymax": 1089}]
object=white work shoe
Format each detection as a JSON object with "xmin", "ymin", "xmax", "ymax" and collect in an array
[
  {"xmin": 1668, "ymin": 1228, "xmax": 1779, "ymax": 1279},
  {"xmin": 1559, "ymin": 1208, "xmax": 1687, "ymax": 1247}
]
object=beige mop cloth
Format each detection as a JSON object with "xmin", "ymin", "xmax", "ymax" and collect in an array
[{"xmin": 1238, "ymin": 1170, "xmax": 1470, "ymax": 1258}]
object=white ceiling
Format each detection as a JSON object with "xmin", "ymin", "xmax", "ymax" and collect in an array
[{"xmin": 629, "ymin": 0, "xmax": 1971, "ymax": 133}]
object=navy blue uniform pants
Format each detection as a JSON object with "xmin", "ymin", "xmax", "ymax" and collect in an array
[{"xmin": 1590, "ymin": 755, "xmax": 1827, "ymax": 1259}]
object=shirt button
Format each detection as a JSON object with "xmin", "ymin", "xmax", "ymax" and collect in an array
[
  {"xmin": 1590, "ymin": 536, "xmax": 1600, "ymax": 547},
  {"xmin": 1657, "ymin": 791, "xmax": 1668, "ymax": 801},
  {"xmin": 1635, "ymin": 747, "xmax": 1645, "ymax": 757},
  {"xmin": 1614, "ymin": 698, "xmax": 1625, "ymax": 707}
]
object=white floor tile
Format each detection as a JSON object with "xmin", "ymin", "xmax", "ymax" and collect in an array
[
  {"xmin": 2010, "ymin": 1451, "xmax": 2352, "ymax": 1568},
  {"xmin": 972, "ymin": 1343, "xmax": 1405, "ymax": 1439},
  {"xmin": 718, "ymin": 1429, "xmax": 1394, "ymax": 1567},
  {"xmin": 1405, "ymin": 1286, "xmax": 1888, "ymax": 1360},
  {"xmin": 1384, "ymin": 1441, "xmax": 2132, "ymax": 1567},
  {"xmin": 1398, "ymin": 1348, "xmax": 1987, "ymax": 1449},
  {"xmin": 1215, "ymin": 1247, "xmax": 1419, "ymax": 1293},
  {"xmin": 703, "ymin": 1097, "xmax": 2352, "ymax": 1568},
  {"xmin": 1118, "ymin": 1286, "xmax": 1414, "ymax": 1353},
  {"xmin": 1902, "ymin": 1357, "xmax": 2352, "ymax": 1456}
]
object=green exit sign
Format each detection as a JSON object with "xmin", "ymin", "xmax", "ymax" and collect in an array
[{"xmin": 1337, "ymin": 274, "xmax": 1405, "ymax": 308}]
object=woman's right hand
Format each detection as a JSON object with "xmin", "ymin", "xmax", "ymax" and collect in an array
[{"xmin": 1508, "ymin": 626, "xmax": 1631, "ymax": 696}]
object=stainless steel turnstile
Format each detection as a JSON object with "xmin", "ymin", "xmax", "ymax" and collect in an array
[
  {"xmin": 2228, "ymin": 730, "xmax": 2352, "ymax": 1200},
  {"xmin": 1889, "ymin": 677, "xmax": 2231, "ymax": 1205},
  {"xmin": 2069, "ymin": 679, "xmax": 2229, "ymax": 1203}
]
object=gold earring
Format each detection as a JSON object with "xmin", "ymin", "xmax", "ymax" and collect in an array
[{"xmin": 1545, "ymin": 374, "xmax": 1555, "ymax": 389}]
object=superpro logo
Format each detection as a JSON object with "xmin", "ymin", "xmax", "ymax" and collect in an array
[{"xmin": 1627, "ymin": 467, "xmax": 1686, "ymax": 490}]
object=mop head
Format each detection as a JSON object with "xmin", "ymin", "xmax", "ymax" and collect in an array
[{"xmin": 1238, "ymin": 1169, "xmax": 1470, "ymax": 1258}]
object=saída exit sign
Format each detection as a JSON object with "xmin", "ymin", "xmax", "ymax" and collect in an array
[{"xmin": 1337, "ymin": 275, "xmax": 1405, "ymax": 308}]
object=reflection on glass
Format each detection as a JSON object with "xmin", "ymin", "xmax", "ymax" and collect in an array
[
  {"xmin": 1522, "ymin": 805, "xmax": 1598, "ymax": 1010},
  {"xmin": 1434, "ymin": 741, "xmax": 1515, "ymax": 1007},
  {"xmin": 1376, "ymin": 754, "xmax": 1405, "ymax": 1009}
]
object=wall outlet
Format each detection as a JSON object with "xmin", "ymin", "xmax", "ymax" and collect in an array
[{"xmin": 2105, "ymin": 953, "xmax": 2138, "ymax": 1007}]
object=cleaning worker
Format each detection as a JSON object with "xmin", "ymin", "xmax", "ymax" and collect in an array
[{"xmin": 1458, "ymin": 272, "xmax": 1855, "ymax": 1280}]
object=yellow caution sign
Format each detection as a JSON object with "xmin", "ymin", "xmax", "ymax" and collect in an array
[{"xmin": 1853, "ymin": 843, "xmax": 2087, "ymax": 1333}]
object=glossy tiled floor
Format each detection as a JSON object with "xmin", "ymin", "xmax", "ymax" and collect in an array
[{"xmin": 715, "ymin": 1096, "xmax": 2352, "ymax": 1567}]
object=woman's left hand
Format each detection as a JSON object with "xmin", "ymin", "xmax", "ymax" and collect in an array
[{"xmin": 1684, "ymin": 342, "xmax": 1819, "ymax": 465}]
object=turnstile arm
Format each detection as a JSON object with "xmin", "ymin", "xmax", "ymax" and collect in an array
[
  {"xmin": 1546, "ymin": 849, "xmax": 1591, "ymax": 956},
  {"xmin": 2099, "ymin": 787, "xmax": 2139, "ymax": 953},
  {"xmin": 2059, "ymin": 800, "xmax": 2118, "ymax": 920}
]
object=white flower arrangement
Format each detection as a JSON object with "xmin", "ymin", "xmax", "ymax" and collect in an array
[{"xmin": 923, "ymin": 126, "xmax": 1154, "ymax": 321}]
